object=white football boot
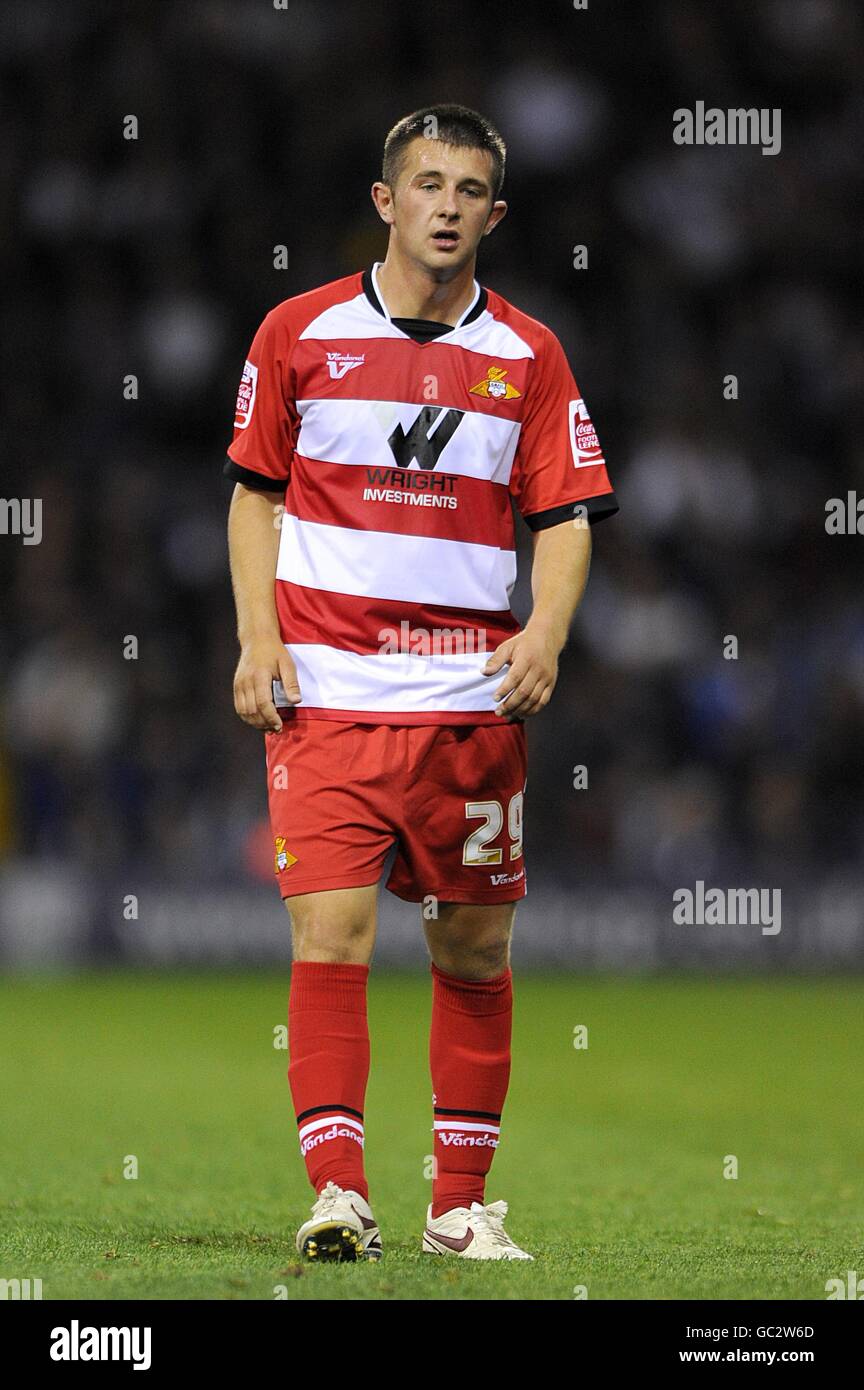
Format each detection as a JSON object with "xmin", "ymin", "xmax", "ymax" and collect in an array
[
  {"xmin": 296, "ymin": 1180, "xmax": 382, "ymax": 1262},
  {"xmin": 422, "ymin": 1198, "xmax": 534, "ymax": 1260}
]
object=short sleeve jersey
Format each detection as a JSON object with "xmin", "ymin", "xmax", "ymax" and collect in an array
[{"xmin": 225, "ymin": 261, "xmax": 618, "ymax": 724}]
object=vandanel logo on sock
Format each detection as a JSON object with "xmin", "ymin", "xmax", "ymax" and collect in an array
[
  {"xmin": 298, "ymin": 1112, "xmax": 365, "ymax": 1157},
  {"xmin": 437, "ymin": 1130, "xmax": 499, "ymax": 1147},
  {"xmin": 433, "ymin": 1114, "xmax": 501, "ymax": 1148}
]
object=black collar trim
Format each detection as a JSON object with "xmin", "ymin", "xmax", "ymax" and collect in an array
[{"xmin": 361, "ymin": 266, "xmax": 487, "ymax": 328}]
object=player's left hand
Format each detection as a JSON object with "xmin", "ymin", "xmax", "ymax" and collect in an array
[{"xmin": 482, "ymin": 623, "xmax": 561, "ymax": 719}]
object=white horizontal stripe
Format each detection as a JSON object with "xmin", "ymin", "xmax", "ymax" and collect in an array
[
  {"xmin": 297, "ymin": 290, "xmax": 535, "ymax": 361},
  {"xmin": 277, "ymin": 514, "xmax": 517, "ymax": 611},
  {"xmin": 295, "ymin": 399, "xmax": 521, "ymax": 484},
  {"xmin": 298, "ymin": 1114, "xmax": 365, "ymax": 1141},
  {"xmin": 457, "ymin": 313, "xmax": 536, "ymax": 360},
  {"xmin": 433, "ymin": 1120, "xmax": 501, "ymax": 1134},
  {"xmin": 299, "ymin": 292, "xmax": 403, "ymax": 342},
  {"xmin": 274, "ymin": 644, "xmax": 506, "ymax": 713}
]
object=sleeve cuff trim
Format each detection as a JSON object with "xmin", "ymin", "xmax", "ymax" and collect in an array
[
  {"xmin": 223, "ymin": 457, "xmax": 287, "ymax": 491},
  {"xmin": 522, "ymin": 491, "xmax": 619, "ymax": 531}
]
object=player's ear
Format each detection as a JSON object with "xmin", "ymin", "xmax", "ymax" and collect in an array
[
  {"xmin": 483, "ymin": 199, "xmax": 507, "ymax": 236},
  {"xmin": 371, "ymin": 181, "xmax": 395, "ymax": 225}
]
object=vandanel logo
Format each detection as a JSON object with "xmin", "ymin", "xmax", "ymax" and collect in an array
[
  {"xmin": 469, "ymin": 366, "xmax": 521, "ymax": 401},
  {"xmin": 326, "ymin": 351, "xmax": 365, "ymax": 379}
]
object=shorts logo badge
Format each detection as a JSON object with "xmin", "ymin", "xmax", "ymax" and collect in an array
[
  {"xmin": 274, "ymin": 836, "xmax": 298, "ymax": 873},
  {"xmin": 469, "ymin": 366, "xmax": 521, "ymax": 401}
]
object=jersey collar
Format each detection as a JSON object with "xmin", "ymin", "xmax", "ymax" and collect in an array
[{"xmin": 362, "ymin": 262, "xmax": 488, "ymax": 332}]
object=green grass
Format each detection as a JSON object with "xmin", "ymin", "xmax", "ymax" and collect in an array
[{"xmin": 1, "ymin": 971, "xmax": 862, "ymax": 1300}]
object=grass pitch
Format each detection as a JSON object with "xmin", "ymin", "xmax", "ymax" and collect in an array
[{"xmin": 1, "ymin": 970, "xmax": 862, "ymax": 1300}]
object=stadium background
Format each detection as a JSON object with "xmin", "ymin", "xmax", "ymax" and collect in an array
[{"xmin": 1, "ymin": 0, "xmax": 862, "ymax": 969}]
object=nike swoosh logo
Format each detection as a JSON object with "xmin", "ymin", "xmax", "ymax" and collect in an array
[
  {"xmin": 425, "ymin": 1227, "xmax": 475, "ymax": 1252},
  {"xmin": 350, "ymin": 1203, "xmax": 377, "ymax": 1232}
]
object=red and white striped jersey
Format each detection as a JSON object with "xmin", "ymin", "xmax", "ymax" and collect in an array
[{"xmin": 225, "ymin": 262, "xmax": 618, "ymax": 724}]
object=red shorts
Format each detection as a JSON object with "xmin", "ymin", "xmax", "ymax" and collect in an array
[{"xmin": 264, "ymin": 720, "xmax": 528, "ymax": 904}]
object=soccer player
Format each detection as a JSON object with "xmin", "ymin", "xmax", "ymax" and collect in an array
[{"xmin": 225, "ymin": 105, "xmax": 618, "ymax": 1262}]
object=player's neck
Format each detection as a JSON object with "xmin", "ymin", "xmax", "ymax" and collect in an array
[{"xmin": 375, "ymin": 250, "xmax": 477, "ymax": 325}]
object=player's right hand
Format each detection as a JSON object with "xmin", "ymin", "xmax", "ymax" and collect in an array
[{"xmin": 233, "ymin": 638, "xmax": 301, "ymax": 733}]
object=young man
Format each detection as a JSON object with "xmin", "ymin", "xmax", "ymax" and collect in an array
[{"xmin": 225, "ymin": 105, "xmax": 618, "ymax": 1262}]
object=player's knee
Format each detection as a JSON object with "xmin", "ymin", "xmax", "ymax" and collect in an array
[
  {"xmin": 433, "ymin": 935, "xmax": 511, "ymax": 980},
  {"xmin": 283, "ymin": 895, "xmax": 375, "ymax": 962}
]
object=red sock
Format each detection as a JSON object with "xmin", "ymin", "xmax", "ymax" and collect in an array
[
  {"xmin": 429, "ymin": 961, "xmax": 512, "ymax": 1218},
  {"xmin": 288, "ymin": 961, "xmax": 370, "ymax": 1201}
]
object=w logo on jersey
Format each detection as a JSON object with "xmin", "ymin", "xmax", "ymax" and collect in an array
[{"xmin": 387, "ymin": 406, "xmax": 465, "ymax": 471}]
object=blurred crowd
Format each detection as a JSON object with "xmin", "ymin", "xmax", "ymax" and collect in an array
[{"xmin": 2, "ymin": 0, "xmax": 863, "ymax": 897}]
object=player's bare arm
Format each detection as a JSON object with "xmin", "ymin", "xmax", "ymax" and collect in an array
[
  {"xmin": 483, "ymin": 520, "xmax": 592, "ymax": 719},
  {"xmin": 227, "ymin": 481, "xmax": 301, "ymax": 732}
]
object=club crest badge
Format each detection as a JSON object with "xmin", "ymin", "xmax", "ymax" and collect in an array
[
  {"xmin": 469, "ymin": 366, "xmax": 521, "ymax": 401},
  {"xmin": 274, "ymin": 836, "xmax": 298, "ymax": 873}
]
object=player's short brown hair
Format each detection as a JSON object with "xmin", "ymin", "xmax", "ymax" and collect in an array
[{"xmin": 382, "ymin": 104, "xmax": 506, "ymax": 201}]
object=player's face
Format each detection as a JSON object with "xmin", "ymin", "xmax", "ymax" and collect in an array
[{"xmin": 388, "ymin": 137, "xmax": 506, "ymax": 274}]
